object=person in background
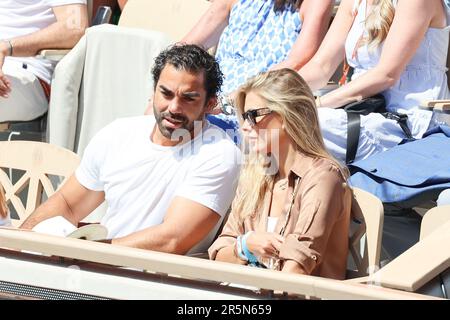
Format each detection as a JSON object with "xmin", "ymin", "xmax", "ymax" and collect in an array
[
  {"xmin": 298, "ymin": 0, "xmax": 450, "ymax": 162},
  {"xmin": 0, "ymin": 0, "xmax": 88, "ymax": 121},
  {"xmin": 209, "ymin": 69, "xmax": 351, "ymax": 279},
  {"xmin": 117, "ymin": 0, "xmax": 127, "ymax": 11},
  {"xmin": 166, "ymin": 0, "xmax": 333, "ymax": 135},
  {"xmin": 183, "ymin": 0, "xmax": 333, "ymax": 96}
]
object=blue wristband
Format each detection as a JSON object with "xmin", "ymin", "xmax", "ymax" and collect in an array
[
  {"xmin": 235, "ymin": 235, "xmax": 248, "ymax": 261},
  {"xmin": 241, "ymin": 231, "xmax": 259, "ymax": 265}
]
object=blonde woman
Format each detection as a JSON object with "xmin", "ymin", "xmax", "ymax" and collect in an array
[
  {"xmin": 0, "ymin": 185, "xmax": 10, "ymax": 227},
  {"xmin": 208, "ymin": 69, "xmax": 352, "ymax": 279},
  {"xmin": 299, "ymin": 0, "xmax": 450, "ymax": 162}
]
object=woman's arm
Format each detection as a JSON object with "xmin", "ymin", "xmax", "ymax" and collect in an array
[
  {"xmin": 181, "ymin": 0, "xmax": 237, "ymax": 49},
  {"xmin": 318, "ymin": 0, "xmax": 439, "ymax": 108},
  {"xmin": 271, "ymin": 0, "xmax": 334, "ymax": 71},
  {"xmin": 282, "ymin": 260, "xmax": 307, "ymax": 274},
  {"xmin": 215, "ymin": 244, "xmax": 248, "ymax": 265},
  {"xmin": 298, "ymin": 0, "xmax": 355, "ymax": 90},
  {"xmin": 118, "ymin": 0, "xmax": 127, "ymax": 11}
]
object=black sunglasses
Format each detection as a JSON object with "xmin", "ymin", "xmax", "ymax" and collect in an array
[{"xmin": 241, "ymin": 108, "xmax": 273, "ymax": 126}]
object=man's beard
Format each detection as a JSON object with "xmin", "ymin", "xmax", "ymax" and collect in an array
[{"xmin": 153, "ymin": 104, "xmax": 203, "ymax": 140}]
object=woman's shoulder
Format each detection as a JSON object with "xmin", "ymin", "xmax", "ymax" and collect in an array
[
  {"xmin": 304, "ymin": 157, "xmax": 348, "ymax": 183},
  {"xmin": 294, "ymin": 157, "xmax": 351, "ymax": 205}
]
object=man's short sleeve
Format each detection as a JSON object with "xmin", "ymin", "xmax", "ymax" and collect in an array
[
  {"xmin": 176, "ymin": 142, "xmax": 241, "ymax": 217},
  {"xmin": 75, "ymin": 122, "xmax": 113, "ymax": 191}
]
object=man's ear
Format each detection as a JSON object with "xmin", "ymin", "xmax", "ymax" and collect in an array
[
  {"xmin": 205, "ymin": 96, "xmax": 218, "ymax": 114},
  {"xmin": 144, "ymin": 94, "xmax": 154, "ymax": 115}
]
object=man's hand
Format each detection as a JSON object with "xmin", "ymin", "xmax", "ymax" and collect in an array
[
  {"xmin": 0, "ymin": 41, "xmax": 12, "ymax": 98},
  {"xmin": 245, "ymin": 232, "xmax": 285, "ymax": 260},
  {"xmin": 20, "ymin": 175, "xmax": 105, "ymax": 231}
]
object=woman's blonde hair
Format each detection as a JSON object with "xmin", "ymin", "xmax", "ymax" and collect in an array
[
  {"xmin": 233, "ymin": 68, "xmax": 347, "ymax": 221},
  {"xmin": 363, "ymin": 0, "xmax": 396, "ymax": 49},
  {"xmin": 0, "ymin": 185, "xmax": 7, "ymax": 219}
]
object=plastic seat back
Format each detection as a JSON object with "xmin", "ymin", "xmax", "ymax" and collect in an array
[
  {"xmin": 347, "ymin": 187, "xmax": 384, "ymax": 278},
  {"xmin": 0, "ymin": 141, "xmax": 80, "ymax": 227},
  {"xmin": 420, "ymin": 205, "xmax": 450, "ymax": 240},
  {"xmin": 118, "ymin": 0, "xmax": 211, "ymax": 41}
]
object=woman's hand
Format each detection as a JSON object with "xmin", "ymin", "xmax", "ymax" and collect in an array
[{"xmin": 245, "ymin": 231, "xmax": 284, "ymax": 259}]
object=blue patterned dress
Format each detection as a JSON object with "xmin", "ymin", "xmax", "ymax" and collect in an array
[
  {"xmin": 216, "ymin": 0, "xmax": 302, "ymax": 94},
  {"xmin": 208, "ymin": 0, "xmax": 302, "ymax": 138}
]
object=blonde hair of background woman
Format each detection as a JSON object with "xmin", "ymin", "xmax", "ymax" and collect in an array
[
  {"xmin": 363, "ymin": 0, "xmax": 395, "ymax": 49},
  {"xmin": 0, "ymin": 185, "xmax": 7, "ymax": 219},
  {"xmin": 233, "ymin": 68, "xmax": 348, "ymax": 221}
]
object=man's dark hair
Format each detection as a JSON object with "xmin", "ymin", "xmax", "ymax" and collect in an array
[
  {"xmin": 152, "ymin": 44, "xmax": 223, "ymax": 100},
  {"xmin": 274, "ymin": 0, "xmax": 303, "ymax": 12}
]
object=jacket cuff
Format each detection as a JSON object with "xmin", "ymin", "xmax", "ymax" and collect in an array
[{"xmin": 278, "ymin": 235, "xmax": 320, "ymax": 274}]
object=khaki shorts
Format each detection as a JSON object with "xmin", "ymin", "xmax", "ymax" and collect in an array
[{"xmin": 0, "ymin": 60, "xmax": 48, "ymax": 122}]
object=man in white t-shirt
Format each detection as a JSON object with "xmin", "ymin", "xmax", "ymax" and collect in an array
[
  {"xmin": 0, "ymin": 0, "xmax": 88, "ymax": 121},
  {"xmin": 21, "ymin": 44, "xmax": 242, "ymax": 254}
]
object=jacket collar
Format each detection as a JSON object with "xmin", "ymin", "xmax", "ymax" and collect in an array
[{"xmin": 289, "ymin": 152, "xmax": 316, "ymax": 181}]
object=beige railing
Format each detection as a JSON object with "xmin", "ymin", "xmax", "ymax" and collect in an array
[{"xmin": 0, "ymin": 228, "xmax": 436, "ymax": 300}]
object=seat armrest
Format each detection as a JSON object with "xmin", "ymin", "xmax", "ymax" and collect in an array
[
  {"xmin": 372, "ymin": 221, "xmax": 450, "ymax": 292},
  {"xmin": 420, "ymin": 100, "xmax": 450, "ymax": 110},
  {"xmin": 37, "ymin": 49, "xmax": 70, "ymax": 62},
  {"xmin": 434, "ymin": 102, "xmax": 450, "ymax": 112},
  {"xmin": 344, "ymin": 276, "xmax": 370, "ymax": 284}
]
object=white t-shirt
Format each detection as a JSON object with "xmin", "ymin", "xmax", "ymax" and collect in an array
[
  {"xmin": 76, "ymin": 115, "xmax": 242, "ymax": 243},
  {"xmin": 0, "ymin": 0, "xmax": 87, "ymax": 83},
  {"xmin": 267, "ymin": 217, "xmax": 278, "ymax": 233}
]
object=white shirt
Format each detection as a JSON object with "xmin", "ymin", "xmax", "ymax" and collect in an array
[
  {"xmin": 0, "ymin": 0, "xmax": 87, "ymax": 83},
  {"xmin": 76, "ymin": 115, "xmax": 242, "ymax": 241},
  {"xmin": 266, "ymin": 216, "xmax": 278, "ymax": 233}
]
